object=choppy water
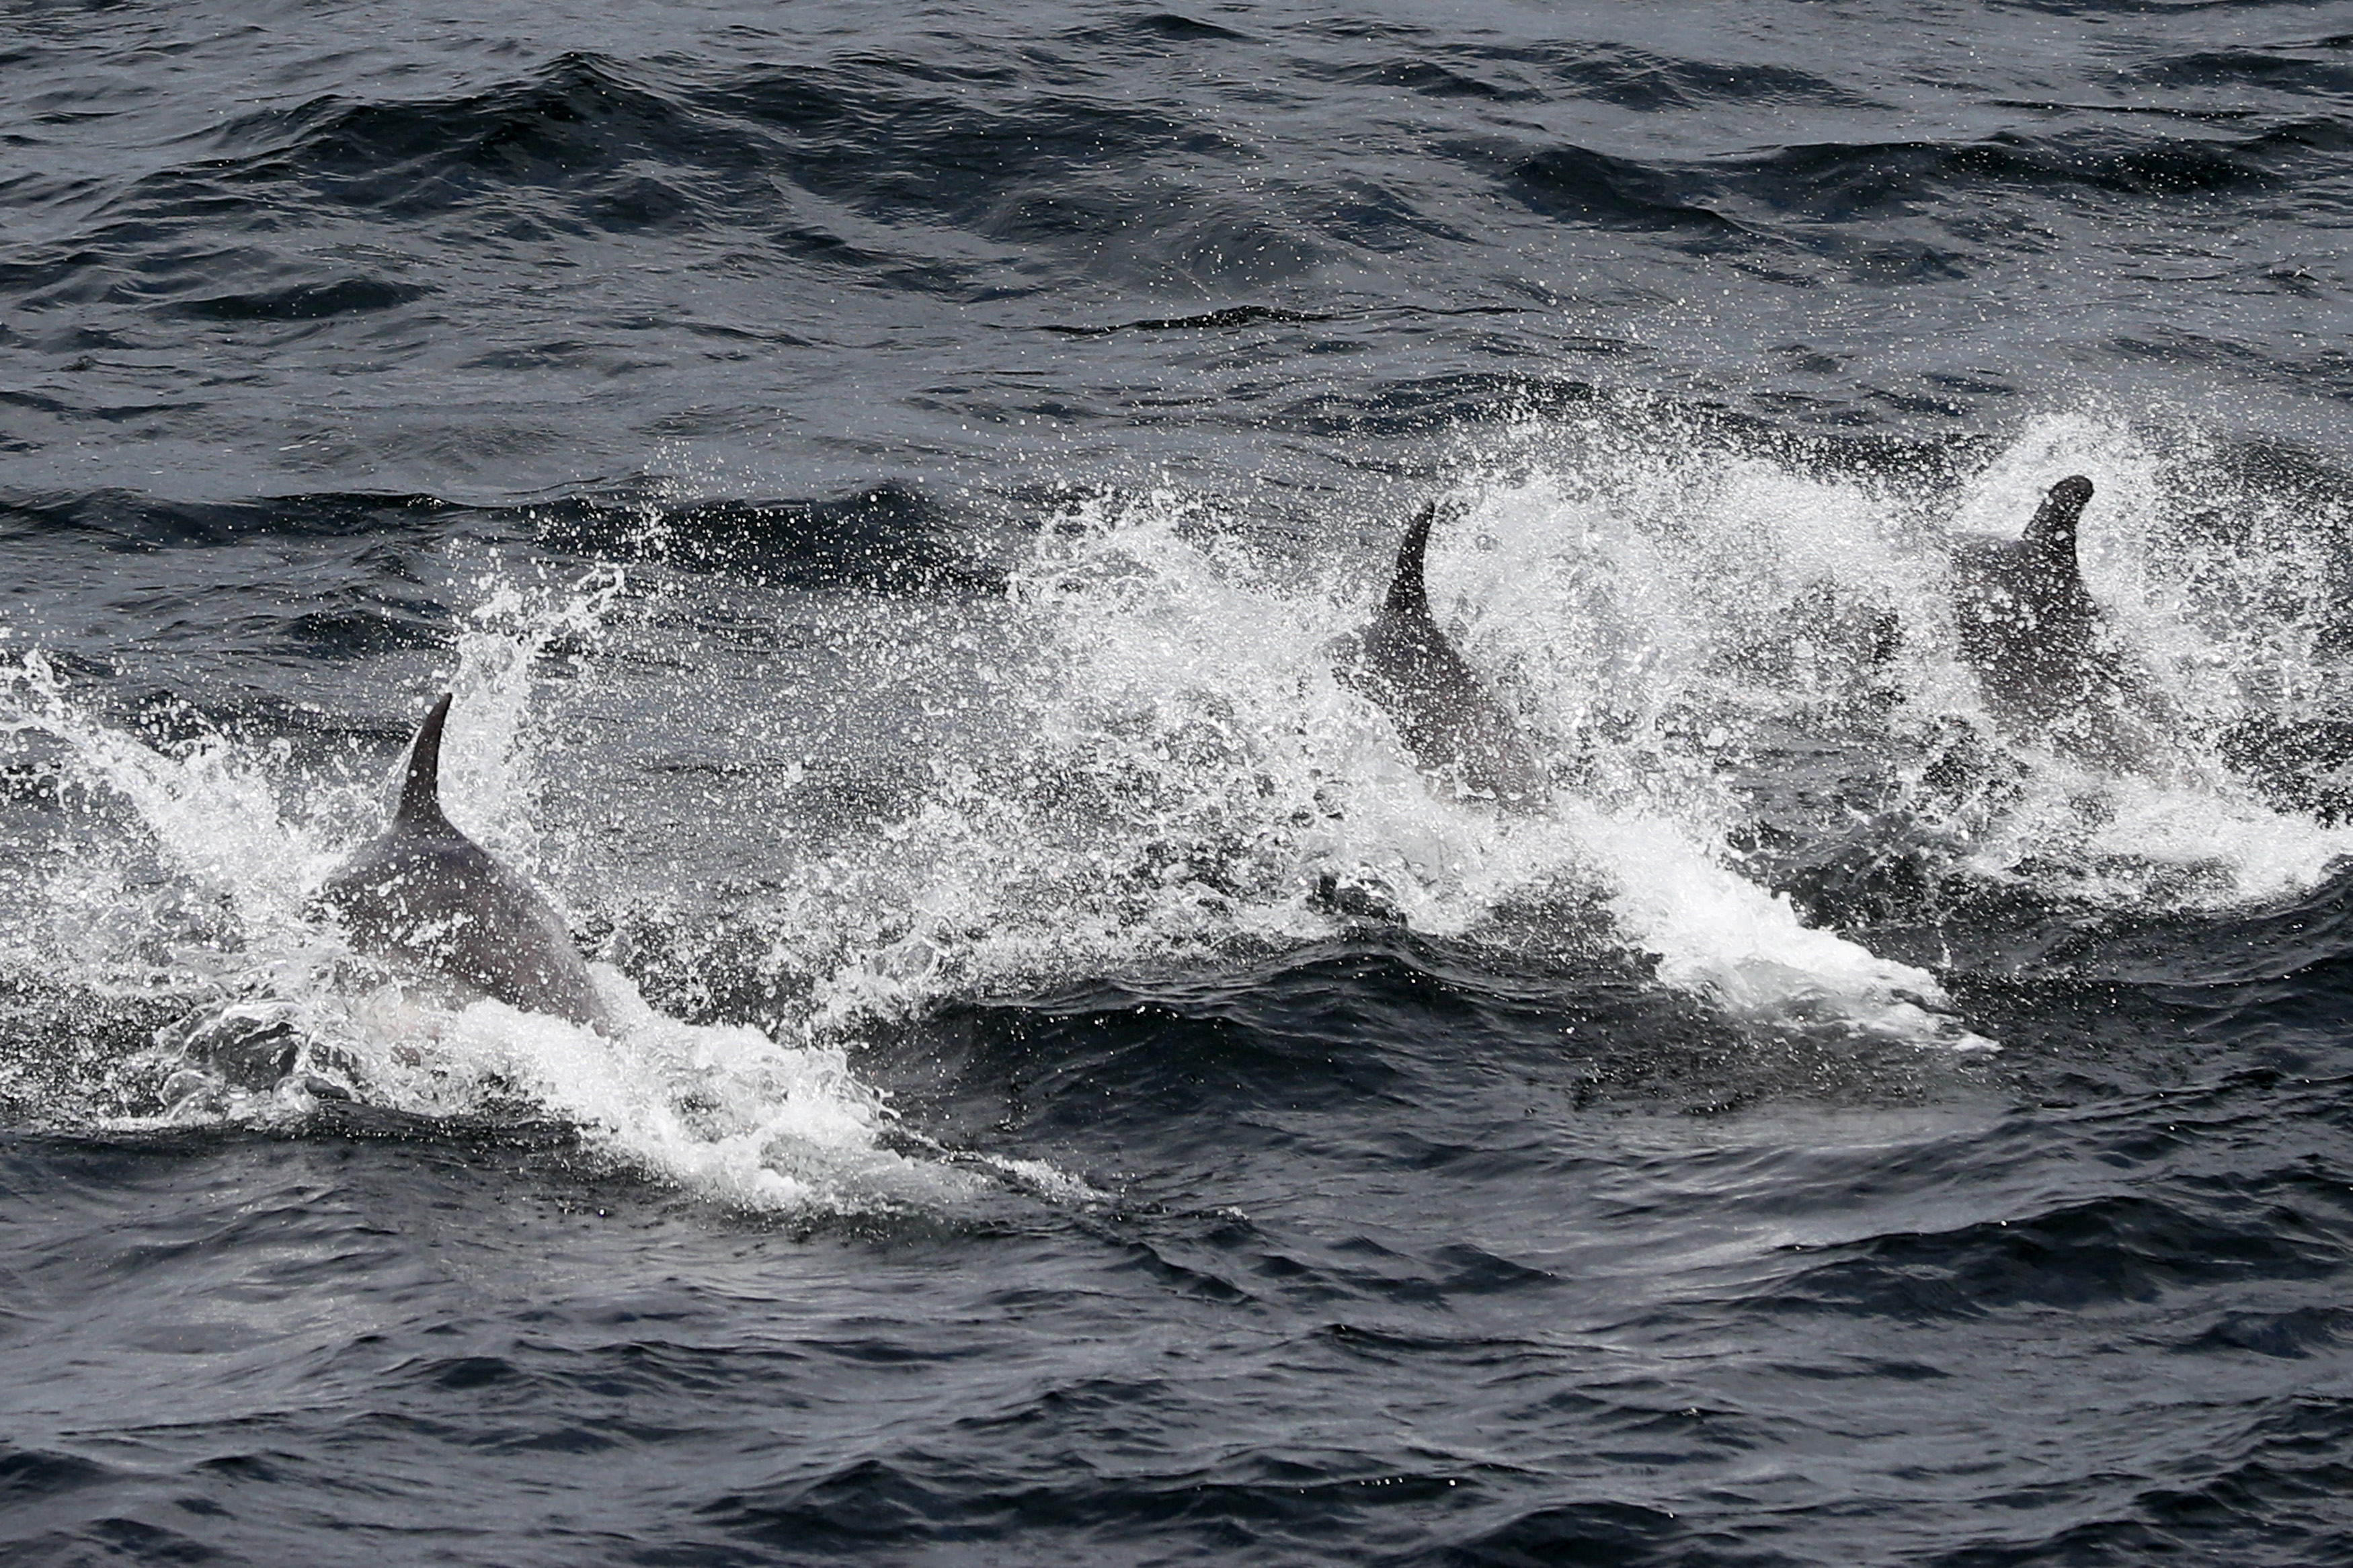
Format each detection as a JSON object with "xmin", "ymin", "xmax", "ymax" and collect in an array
[{"xmin": 6, "ymin": 1, "xmax": 2353, "ymax": 1562}]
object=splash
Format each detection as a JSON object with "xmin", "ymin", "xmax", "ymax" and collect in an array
[
  {"xmin": 749, "ymin": 405, "xmax": 2353, "ymax": 1047},
  {"xmin": 1913, "ymin": 412, "xmax": 2353, "ymax": 908},
  {"xmin": 0, "ymin": 647, "xmax": 335, "ymax": 989},
  {"xmin": 0, "ymin": 573, "xmax": 989, "ymax": 1217},
  {"xmin": 431, "ymin": 563, "xmax": 627, "ymax": 864},
  {"xmin": 1425, "ymin": 404, "xmax": 2353, "ymax": 916},
  {"xmin": 9, "ymin": 405, "xmax": 2350, "ymax": 1157},
  {"xmin": 733, "ymin": 482, "xmax": 1992, "ymax": 1049}
]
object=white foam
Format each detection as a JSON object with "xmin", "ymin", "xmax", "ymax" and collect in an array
[
  {"xmin": 781, "ymin": 481, "xmax": 2000, "ymax": 1048},
  {"xmin": 1911, "ymin": 411, "xmax": 2353, "ymax": 909},
  {"xmin": 12, "ymin": 403, "xmax": 2353, "ymax": 1157},
  {"xmin": 343, "ymin": 971, "xmax": 960, "ymax": 1214},
  {"xmin": 1542, "ymin": 801, "xmax": 1975, "ymax": 1044},
  {"xmin": 0, "ymin": 581, "xmax": 1037, "ymax": 1217}
]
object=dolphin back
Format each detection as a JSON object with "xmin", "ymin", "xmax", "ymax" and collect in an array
[
  {"xmin": 1340, "ymin": 500, "xmax": 1549, "ymax": 807},
  {"xmin": 323, "ymin": 692, "xmax": 610, "ymax": 1030},
  {"xmin": 1952, "ymin": 474, "xmax": 2173, "ymax": 769}
]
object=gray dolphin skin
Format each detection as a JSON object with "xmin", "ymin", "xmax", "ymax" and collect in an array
[
  {"xmin": 1334, "ymin": 500, "xmax": 1549, "ymax": 807},
  {"xmin": 1951, "ymin": 475, "xmax": 2168, "ymax": 767},
  {"xmin": 321, "ymin": 694, "xmax": 610, "ymax": 1030}
]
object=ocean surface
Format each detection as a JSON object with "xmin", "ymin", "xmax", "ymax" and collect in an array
[{"xmin": 5, "ymin": 1, "xmax": 2353, "ymax": 1562}]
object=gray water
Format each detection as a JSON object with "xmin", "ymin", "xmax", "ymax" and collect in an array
[{"xmin": 5, "ymin": 3, "xmax": 2353, "ymax": 1563}]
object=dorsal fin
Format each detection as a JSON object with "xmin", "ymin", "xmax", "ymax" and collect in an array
[
  {"xmin": 1384, "ymin": 501, "xmax": 1440, "ymax": 620},
  {"xmin": 2025, "ymin": 474, "xmax": 2093, "ymax": 561},
  {"xmin": 395, "ymin": 692, "xmax": 454, "ymax": 828}
]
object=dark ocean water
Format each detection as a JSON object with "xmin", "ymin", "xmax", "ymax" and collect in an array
[{"xmin": 7, "ymin": 1, "xmax": 2353, "ymax": 1562}]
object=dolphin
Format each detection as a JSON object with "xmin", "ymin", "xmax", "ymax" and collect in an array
[
  {"xmin": 1950, "ymin": 475, "xmax": 2170, "ymax": 768},
  {"xmin": 321, "ymin": 693, "xmax": 610, "ymax": 1030},
  {"xmin": 1332, "ymin": 500, "xmax": 1549, "ymax": 807}
]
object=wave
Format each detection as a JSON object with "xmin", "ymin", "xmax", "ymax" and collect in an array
[
  {"xmin": 182, "ymin": 49, "xmax": 1245, "ymax": 270},
  {"xmin": 1509, "ymin": 145, "xmax": 1753, "ymax": 237},
  {"xmin": 0, "ymin": 479, "xmax": 998, "ymax": 595},
  {"xmin": 1767, "ymin": 1182, "xmax": 2345, "ymax": 1320},
  {"xmin": 1507, "ymin": 118, "xmax": 2352, "ymax": 245},
  {"xmin": 169, "ymin": 277, "xmax": 430, "ymax": 321},
  {"xmin": 2133, "ymin": 45, "xmax": 2353, "ymax": 95},
  {"xmin": 218, "ymin": 53, "xmax": 752, "ymax": 222}
]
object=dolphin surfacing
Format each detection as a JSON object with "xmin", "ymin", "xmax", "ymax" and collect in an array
[
  {"xmin": 1951, "ymin": 475, "xmax": 2169, "ymax": 768},
  {"xmin": 321, "ymin": 694, "xmax": 609, "ymax": 1030},
  {"xmin": 1333, "ymin": 500, "xmax": 1548, "ymax": 807}
]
